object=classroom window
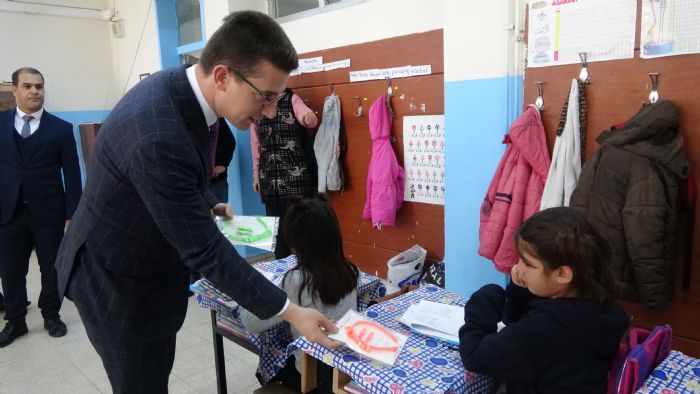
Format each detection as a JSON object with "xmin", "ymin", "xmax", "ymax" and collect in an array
[
  {"xmin": 176, "ymin": 0, "xmax": 202, "ymax": 46},
  {"xmin": 270, "ymin": 0, "xmax": 357, "ymax": 20}
]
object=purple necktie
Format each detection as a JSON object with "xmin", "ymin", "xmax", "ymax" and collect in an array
[{"xmin": 208, "ymin": 120, "xmax": 219, "ymax": 167}]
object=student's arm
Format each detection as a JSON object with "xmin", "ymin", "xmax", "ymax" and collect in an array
[
  {"xmin": 503, "ymin": 281, "xmax": 535, "ymax": 324},
  {"xmin": 459, "ymin": 284, "xmax": 537, "ymax": 381},
  {"xmin": 239, "ymin": 271, "xmax": 304, "ymax": 333},
  {"xmin": 291, "ymin": 94, "xmax": 318, "ymax": 130}
]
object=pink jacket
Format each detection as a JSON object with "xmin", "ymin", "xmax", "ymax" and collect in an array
[
  {"xmin": 362, "ymin": 95, "xmax": 404, "ymax": 228},
  {"xmin": 478, "ymin": 105, "xmax": 551, "ymax": 273}
]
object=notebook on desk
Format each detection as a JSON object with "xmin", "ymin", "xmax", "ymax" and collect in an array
[{"xmin": 398, "ymin": 299, "xmax": 463, "ymax": 345}]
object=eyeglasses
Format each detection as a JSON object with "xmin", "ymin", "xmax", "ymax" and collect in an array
[{"xmin": 229, "ymin": 67, "xmax": 285, "ymax": 106}]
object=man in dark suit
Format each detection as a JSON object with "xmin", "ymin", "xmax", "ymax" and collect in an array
[
  {"xmin": 0, "ymin": 67, "xmax": 82, "ymax": 347},
  {"xmin": 55, "ymin": 11, "xmax": 338, "ymax": 393}
]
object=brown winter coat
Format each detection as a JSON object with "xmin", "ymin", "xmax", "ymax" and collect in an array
[{"xmin": 570, "ymin": 101, "xmax": 690, "ymax": 312}]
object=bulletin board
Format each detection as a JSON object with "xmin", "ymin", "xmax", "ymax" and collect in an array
[
  {"xmin": 287, "ymin": 30, "xmax": 444, "ymax": 278},
  {"xmin": 524, "ymin": 2, "xmax": 700, "ymax": 356}
]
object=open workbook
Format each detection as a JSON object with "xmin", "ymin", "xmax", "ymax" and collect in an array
[{"xmin": 398, "ymin": 300, "xmax": 464, "ymax": 345}]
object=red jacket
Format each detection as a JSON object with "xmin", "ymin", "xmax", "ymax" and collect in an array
[{"xmin": 478, "ymin": 106, "xmax": 551, "ymax": 273}]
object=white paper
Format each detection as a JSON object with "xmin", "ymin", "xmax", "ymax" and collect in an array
[
  {"xmin": 403, "ymin": 115, "xmax": 445, "ymax": 205},
  {"xmin": 323, "ymin": 59, "xmax": 351, "ymax": 71},
  {"xmin": 217, "ymin": 215, "xmax": 279, "ymax": 252},
  {"xmin": 349, "ymin": 65, "xmax": 431, "ymax": 82},
  {"xmin": 329, "ymin": 310, "xmax": 407, "ymax": 366},
  {"xmin": 640, "ymin": 0, "xmax": 700, "ymax": 58},
  {"xmin": 299, "ymin": 57, "xmax": 323, "ymax": 66},
  {"xmin": 527, "ymin": 0, "xmax": 636, "ymax": 67},
  {"xmin": 298, "ymin": 63, "xmax": 326, "ymax": 74},
  {"xmin": 399, "ymin": 300, "xmax": 463, "ymax": 345}
]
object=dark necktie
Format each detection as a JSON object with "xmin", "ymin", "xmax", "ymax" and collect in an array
[
  {"xmin": 21, "ymin": 115, "xmax": 33, "ymax": 138},
  {"xmin": 209, "ymin": 120, "xmax": 220, "ymax": 167}
]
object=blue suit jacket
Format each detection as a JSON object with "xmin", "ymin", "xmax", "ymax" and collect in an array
[
  {"xmin": 55, "ymin": 66, "xmax": 287, "ymax": 340},
  {"xmin": 0, "ymin": 109, "xmax": 82, "ymax": 225}
]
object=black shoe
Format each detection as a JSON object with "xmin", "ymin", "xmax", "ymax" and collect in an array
[
  {"xmin": 0, "ymin": 320, "xmax": 28, "ymax": 347},
  {"xmin": 44, "ymin": 317, "xmax": 67, "ymax": 338}
]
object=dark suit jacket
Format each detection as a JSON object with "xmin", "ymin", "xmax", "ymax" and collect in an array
[
  {"xmin": 55, "ymin": 65, "xmax": 287, "ymax": 341},
  {"xmin": 0, "ymin": 109, "xmax": 82, "ymax": 225}
]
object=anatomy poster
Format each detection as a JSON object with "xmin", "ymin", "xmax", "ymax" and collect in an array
[{"xmin": 403, "ymin": 115, "xmax": 444, "ymax": 205}]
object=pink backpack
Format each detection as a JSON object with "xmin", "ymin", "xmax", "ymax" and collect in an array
[{"xmin": 607, "ymin": 325, "xmax": 673, "ymax": 394}]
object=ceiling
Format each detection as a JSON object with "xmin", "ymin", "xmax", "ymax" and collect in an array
[{"xmin": 6, "ymin": 0, "xmax": 110, "ymax": 11}]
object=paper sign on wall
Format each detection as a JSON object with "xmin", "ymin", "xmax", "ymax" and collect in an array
[
  {"xmin": 527, "ymin": 0, "xmax": 636, "ymax": 67},
  {"xmin": 403, "ymin": 115, "xmax": 445, "ymax": 206},
  {"xmin": 640, "ymin": 0, "xmax": 700, "ymax": 58}
]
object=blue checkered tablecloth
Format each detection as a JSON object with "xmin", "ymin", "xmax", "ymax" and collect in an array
[
  {"xmin": 635, "ymin": 350, "xmax": 700, "ymax": 393},
  {"xmin": 192, "ymin": 254, "xmax": 386, "ymax": 384},
  {"xmin": 289, "ymin": 285, "xmax": 495, "ymax": 394}
]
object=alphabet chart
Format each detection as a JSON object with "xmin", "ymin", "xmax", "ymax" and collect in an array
[{"xmin": 402, "ymin": 115, "xmax": 445, "ymax": 205}]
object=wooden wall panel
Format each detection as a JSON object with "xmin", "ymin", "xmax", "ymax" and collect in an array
[
  {"xmin": 523, "ymin": 2, "xmax": 700, "ymax": 356},
  {"xmin": 287, "ymin": 30, "xmax": 444, "ymax": 276}
]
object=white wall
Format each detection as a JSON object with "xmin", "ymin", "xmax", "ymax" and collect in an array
[
  {"xmin": 444, "ymin": 1, "xmax": 514, "ymax": 81},
  {"xmin": 226, "ymin": 0, "xmax": 267, "ymax": 18},
  {"xmin": 280, "ymin": 0, "xmax": 443, "ymax": 54},
  {"xmin": 0, "ymin": 8, "xmax": 116, "ymax": 112},
  {"xmin": 109, "ymin": 0, "xmax": 161, "ymax": 99}
]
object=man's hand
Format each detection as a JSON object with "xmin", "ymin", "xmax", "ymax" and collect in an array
[
  {"xmin": 281, "ymin": 302, "xmax": 342, "ymax": 349},
  {"xmin": 212, "ymin": 165, "xmax": 226, "ymax": 179},
  {"xmin": 212, "ymin": 203, "xmax": 233, "ymax": 220},
  {"xmin": 510, "ymin": 264, "xmax": 527, "ymax": 288},
  {"xmin": 252, "ymin": 176, "xmax": 260, "ymax": 193}
]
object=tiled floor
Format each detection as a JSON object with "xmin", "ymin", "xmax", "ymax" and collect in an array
[{"xmin": 0, "ymin": 253, "xmax": 294, "ymax": 393}]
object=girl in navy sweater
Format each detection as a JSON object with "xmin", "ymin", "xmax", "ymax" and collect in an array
[{"xmin": 459, "ymin": 207, "xmax": 629, "ymax": 394}]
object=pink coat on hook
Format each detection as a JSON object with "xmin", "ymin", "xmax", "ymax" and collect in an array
[{"xmin": 362, "ymin": 95, "xmax": 405, "ymax": 228}]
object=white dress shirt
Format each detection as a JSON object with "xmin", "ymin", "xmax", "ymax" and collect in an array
[{"xmin": 14, "ymin": 107, "xmax": 44, "ymax": 136}]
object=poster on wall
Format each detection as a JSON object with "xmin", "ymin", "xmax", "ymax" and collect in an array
[
  {"xmin": 640, "ymin": 0, "xmax": 700, "ymax": 59},
  {"xmin": 403, "ymin": 115, "xmax": 445, "ymax": 206},
  {"xmin": 527, "ymin": 0, "xmax": 636, "ymax": 68}
]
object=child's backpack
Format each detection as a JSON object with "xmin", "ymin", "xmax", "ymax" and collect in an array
[{"xmin": 607, "ymin": 325, "xmax": 673, "ymax": 394}]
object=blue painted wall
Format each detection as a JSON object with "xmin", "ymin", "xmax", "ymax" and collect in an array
[
  {"xmin": 443, "ymin": 76, "xmax": 523, "ymax": 297},
  {"xmin": 52, "ymin": 110, "xmax": 111, "ymax": 184},
  {"xmin": 227, "ymin": 125, "xmax": 266, "ymax": 258}
]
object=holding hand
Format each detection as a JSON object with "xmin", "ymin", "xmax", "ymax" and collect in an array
[
  {"xmin": 281, "ymin": 302, "xmax": 342, "ymax": 349},
  {"xmin": 211, "ymin": 165, "xmax": 226, "ymax": 179},
  {"xmin": 252, "ymin": 176, "xmax": 260, "ymax": 193},
  {"xmin": 212, "ymin": 203, "xmax": 234, "ymax": 220}
]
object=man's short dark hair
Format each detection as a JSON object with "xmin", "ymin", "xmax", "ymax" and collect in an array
[
  {"xmin": 12, "ymin": 67, "xmax": 44, "ymax": 86},
  {"xmin": 199, "ymin": 11, "xmax": 298, "ymax": 77}
]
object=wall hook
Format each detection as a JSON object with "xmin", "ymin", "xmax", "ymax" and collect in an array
[
  {"xmin": 354, "ymin": 96, "xmax": 364, "ymax": 117},
  {"xmin": 386, "ymin": 77, "xmax": 393, "ymax": 97},
  {"xmin": 578, "ymin": 52, "xmax": 590, "ymax": 83},
  {"xmin": 534, "ymin": 81, "xmax": 544, "ymax": 110},
  {"xmin": 648, "ymin": 72, "xmax": 660, "ymax": 104},
  {"xmin": 329, "ymin": 82, "xmax": 335, "ymax": 95}
]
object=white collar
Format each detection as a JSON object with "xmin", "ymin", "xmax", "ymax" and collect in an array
[
  {"xmin": 186, "ymin": 64, "xmax": 218, "ymax": 128},
  {"xmin": 16, "ymin": 106, "xmax": 44, "ymax": 120}
]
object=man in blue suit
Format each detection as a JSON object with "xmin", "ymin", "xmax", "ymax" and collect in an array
[
  {"xmin": 0, "ymin": 67, "xmax": 82, "ymax": 347},
  {"xmin": 55, "ymin": 11, "xmax": 338, "ymax": 393}
]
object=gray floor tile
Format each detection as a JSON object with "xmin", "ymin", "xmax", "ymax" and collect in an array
[{"xmin": 0, "ymin": 253, "xmax": 264, "ymax": 393}]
